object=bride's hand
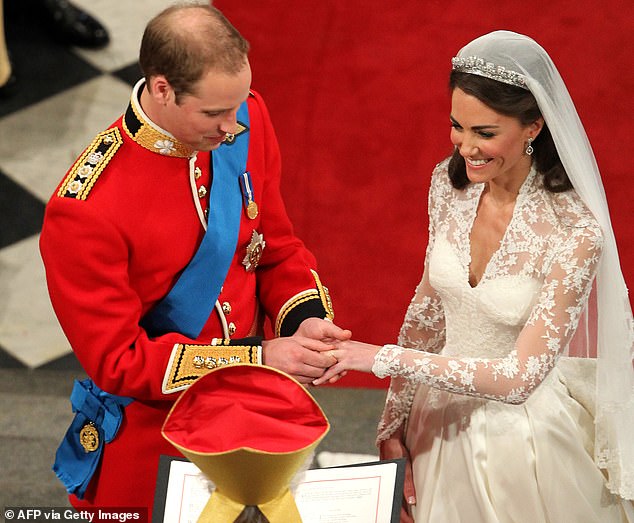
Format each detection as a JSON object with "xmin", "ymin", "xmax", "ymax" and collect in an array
[{"xmin": 312, "ymin": 340, "xmax": 381, "ymax": 385}]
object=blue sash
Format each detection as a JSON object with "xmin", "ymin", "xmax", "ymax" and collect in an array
[
  {"xmin": 53, "ymin": 379, "xmax": 133, "ymax": 498},
  {"xmin": 53, "ymin": 104, "xmax": 250, "ymax": 497},
  {"xmin": 142, "ymin": 102, "xmax": 250, "ymax": 338}
]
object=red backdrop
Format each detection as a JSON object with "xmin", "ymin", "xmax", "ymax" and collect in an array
[{"xmin": 215, "ymin": 0, "xmax": 634, "ymax": 388}]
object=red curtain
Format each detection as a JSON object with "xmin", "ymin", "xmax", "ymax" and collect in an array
[{"xmin": 215, "ymin": 0, "xmax": 634, "ymax": 388}]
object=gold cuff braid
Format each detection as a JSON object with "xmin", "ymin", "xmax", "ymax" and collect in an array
[
  {"xmin": 162, "ymin": 343, "xmax": 260, "ymax": 394},
  {"xmin": 274, "ymin": 270, "xmax": 334, "ymax": 337}
]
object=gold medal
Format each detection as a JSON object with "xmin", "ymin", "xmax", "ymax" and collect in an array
[
  {"xmin": 240, "ymin": 172, "xmax": 258, "ymax": 220},
  {"xmin": 247, "ymin": 200, "xmax": 258, "ymax": 220},
  {"xmin": 79, "ymin": 422, "xmax": 99, "ymax": 453}
]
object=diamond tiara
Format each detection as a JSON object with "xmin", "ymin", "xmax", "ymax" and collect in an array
[{"xmin": 451, "ymin": 56, "xmax": 528, "ymax": 90}]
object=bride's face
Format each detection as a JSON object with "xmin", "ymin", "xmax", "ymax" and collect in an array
[{"xmin": 450, "ymin": 88, "xmax": 539, "ymax": 188}]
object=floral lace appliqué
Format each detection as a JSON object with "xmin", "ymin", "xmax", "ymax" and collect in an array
[{"xmin": 376, "ymin": 160, "xmax": 603, "ymax": 445}]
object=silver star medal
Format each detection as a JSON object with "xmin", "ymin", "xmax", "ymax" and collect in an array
[{"xmin": 242, "ymin": 230, "xmax": 266, "ymax": 272}]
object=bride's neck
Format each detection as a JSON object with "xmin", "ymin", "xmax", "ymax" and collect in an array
[{"xmin": 485, "ymin": 160, "xmax": 532, "ymax": 206}]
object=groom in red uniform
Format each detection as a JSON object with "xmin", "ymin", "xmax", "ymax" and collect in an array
[{"xmin": 40, "ymin": 3, "xmax": 349, "ymax": 517}]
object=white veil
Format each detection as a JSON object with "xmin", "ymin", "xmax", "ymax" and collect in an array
[{"xmin": 453, "ymin": 31, "xmax": 634, "ymax": 499}]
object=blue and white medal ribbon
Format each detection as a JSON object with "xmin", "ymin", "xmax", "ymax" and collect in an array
[{"xmin": 239, "ymin": 171, "xmax": 258, "ymax": 219}]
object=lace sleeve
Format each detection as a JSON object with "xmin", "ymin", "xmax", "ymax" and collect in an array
[
  {"xmin": 398, "ymin": 163, "xmax": 448, "ymax": 352},
  {"xmin": 373, "ymin": 223, "xmax": 603, "ymax": 405},
  {"xmin": 376, "ymin": 265, "xmax": 447, "ymax": 444},
  {"xmin": 376, "ymin": 166, "xmax": 447, "ymax": 445},
  {"xmin": 397, "ymin": 269, "xmax": 446, "ymax": 353}
]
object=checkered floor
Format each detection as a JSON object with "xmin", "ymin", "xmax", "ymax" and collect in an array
[{"xmin": 0, "ymin": 0, "xmax": 178, "ymax": 369}]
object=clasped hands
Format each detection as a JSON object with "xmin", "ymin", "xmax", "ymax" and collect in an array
[
  {"xmin": 262, "ymin": 319, "xmax": 416, "ymax": 522},
  {"xmin": 261, "ymin": 317, "xmax": 380, "ymax": 385}
]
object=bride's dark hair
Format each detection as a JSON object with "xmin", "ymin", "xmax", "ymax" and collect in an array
[{"xmin": 447, "ymin": 71, "xmax": 572, "ymax": 193}]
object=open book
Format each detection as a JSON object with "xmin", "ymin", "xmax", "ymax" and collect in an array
[{"xmin": 152, "ymin": 455, "xmax": 405, "ymax": 523}]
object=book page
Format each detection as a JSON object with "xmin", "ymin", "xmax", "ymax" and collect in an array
[
  {"xmin": 161, "ymin": 460, "xmax": 215, "ymax": 523},
  {"xmin": 156, "ymin": 459, "xmax": 400, "ymax": 523},
  {"xmin": 294, "ymin": 463, "xmax": 397, "ymax": 523}
]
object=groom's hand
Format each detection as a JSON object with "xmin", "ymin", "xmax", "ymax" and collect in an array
[
  {"xmin": 262, "ymin": 335, "xmax": 337, "ymax": 384},
  {"xmin": 295, "ymin": 317, "xmax": 352, "ymax": 343}
]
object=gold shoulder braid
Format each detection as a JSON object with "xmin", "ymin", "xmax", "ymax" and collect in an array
[
  {"xmin": 58, "ymin": 128, "xmax": 123, "ymax": 200},
  {"xmin": 162, "ymin": 342, "xmax": 260, "ymax": 394}
]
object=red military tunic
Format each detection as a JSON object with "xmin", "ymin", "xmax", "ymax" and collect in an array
[{"xmin": 40, "ymin": 81, "xmax": 333, "ymax": 514}]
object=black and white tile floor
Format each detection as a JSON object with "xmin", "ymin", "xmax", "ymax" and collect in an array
[
  {"xmin": 0, "ymin": 0, "xmax": 178, "ymax": 370},
  {"xmin": 0, "ymin": 0, "xmax": 384, "ymax": 507}
]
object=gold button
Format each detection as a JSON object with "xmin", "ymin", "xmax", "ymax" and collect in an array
[
  {"xmin": 228, "ymin": 322, "xmax": 236, "ymax": 335},
  {"xmin": 194, "ymin": 167, "xmax": 202, "ymax": 179},
  {"xmin": 222, "ymin": 302, "xmax": 232, "ymax": 315},
  {"xmin": 198, "ymin": 185, "xmax": 207, "ymax": 198}
]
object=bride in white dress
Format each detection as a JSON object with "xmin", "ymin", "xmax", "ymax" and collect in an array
[{"xmin": 314, "ymin": 31, "xmax": 634, "ymax": 522}]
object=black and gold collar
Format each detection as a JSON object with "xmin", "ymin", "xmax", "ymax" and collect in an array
[{"xmin": 122, "ymin": 79, "xmax": 195, "ymax": 158}]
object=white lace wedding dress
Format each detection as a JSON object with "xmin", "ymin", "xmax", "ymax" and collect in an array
[{"xmin": 374, "ymin": 159, "xmax": 632, "ymax": 522}]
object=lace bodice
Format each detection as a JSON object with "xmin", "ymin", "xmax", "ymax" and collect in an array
[{"xmin": 376, "ymin": 159, "xmax": 603, "ymax": 443}]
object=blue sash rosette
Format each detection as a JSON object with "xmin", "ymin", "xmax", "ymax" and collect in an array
[{"xmin": 53, "ymin": 379, "xmax": 133, "ymax": 498}]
